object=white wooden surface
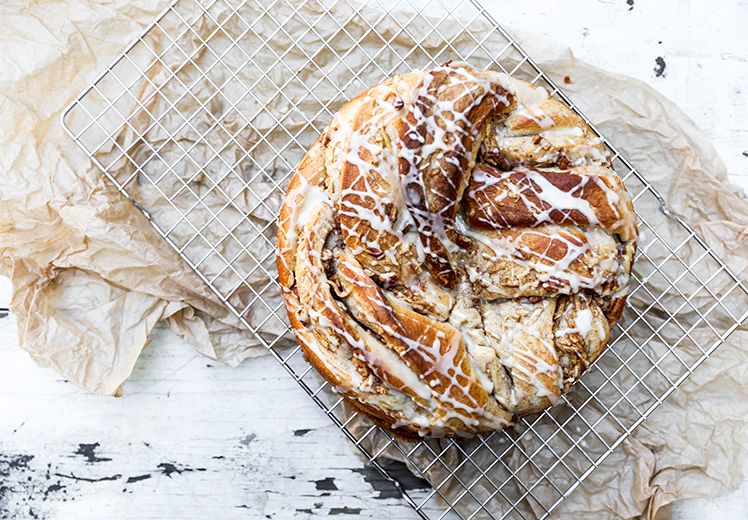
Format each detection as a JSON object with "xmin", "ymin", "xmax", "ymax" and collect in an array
[{"xmin": 2, "ymin": 1, "xmax": 748, "ymax": 519}]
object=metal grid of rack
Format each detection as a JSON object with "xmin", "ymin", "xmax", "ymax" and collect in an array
[{"xmin": 61, "ymin": 0, "xmax": 748, "ymax": 518}]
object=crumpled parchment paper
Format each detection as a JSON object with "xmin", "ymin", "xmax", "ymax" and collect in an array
[
  {"xmin": 1, "ymin": 1, "xmax": 748, "ymax": 519},
  {"xmin": 0, "ymin": 0, "xmax": 263, "ymax": 397}
]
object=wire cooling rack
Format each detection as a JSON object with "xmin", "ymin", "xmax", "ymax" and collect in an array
[{"xmin": 61, "ymin": 0, "xmax": 748, "ymax": 518}]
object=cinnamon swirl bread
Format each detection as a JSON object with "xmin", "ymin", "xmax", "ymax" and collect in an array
[{"xmin": 277, "ymin": 62, "xmax": 637, "ymax": 438}]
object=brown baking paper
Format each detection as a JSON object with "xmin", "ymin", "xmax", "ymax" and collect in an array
[
  {"xmin": 1, "ymin": 1, "xmax": 747, "ymax": 518},
  {"xmin": 0, "ymin": 0, "xmax": 263, "ymax": 397}
]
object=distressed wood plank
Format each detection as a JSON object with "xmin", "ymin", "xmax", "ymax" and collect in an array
[{"xmin": 0, "ymin": 315, "xmax": 431, "ymax": 519}]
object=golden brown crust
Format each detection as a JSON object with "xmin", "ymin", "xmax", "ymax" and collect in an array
[
  {"xmin": 397, "ymin": 67, "xmax": 514, "ymax": 288},
  {"xmin": 277, "ymin": 62, "xmax": 637, "ymax": 438},
  {"xmin": 466, "ymin": 163, "xmax": 635, "ymax": 236}
]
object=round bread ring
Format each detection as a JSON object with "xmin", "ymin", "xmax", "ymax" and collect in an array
[{"xmin": 277, "ymin": 62, "xmax": 637, "ymax": 438}]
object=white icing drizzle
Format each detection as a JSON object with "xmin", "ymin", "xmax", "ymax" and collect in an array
[
  {"xmin": 575, "ymin": 308, "xmax": 595, "ymax": 337},
  {"xmin": 398, "ymin": 63, "xmax": 513, "ymax": 261},
  {"xmin": 513, "ymin": 104, "xmax": 555, "ymax": 130},
  {"xmin": 492, "ymin": 299, "xmax": 561, "ymax": 407},
  {"xmin": 337, "ymin": 88, "xmax": 427, "ymax": 279},
  {"xmin": 378, "ymin": 308, "xmax": 482, "ymax": 425},
  {"xmin": 457, "ymin": 216, "xmax": 623, "ymax": 297},
  {"xmin": 336, "ymin": 251, "xmax": 505, "ymax": 433},
  {"xmin": 467, "ymin": 166, "xmax": 631, "ymax": 233},
  {"xmin": 296, "ymin": 184, "xmax": 334, "ymax": 227},
  {"xmin": 281, "ymin": 175, "xmax": 333, "ymax": 251}
]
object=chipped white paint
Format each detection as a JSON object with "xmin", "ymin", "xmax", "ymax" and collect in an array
[
  {"xmin": 1, "ymin": 1, "xmax": 748, "ymax": 519},
  {"xmin": 0, "ymin": 313, "xmax": 440, "ymax": 519}
]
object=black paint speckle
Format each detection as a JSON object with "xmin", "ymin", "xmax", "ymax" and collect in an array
[
  {"xmin": 0, "ymin": 454, "xmax": 34, "ymax": 477},
  {"xmin": 742, "ymin": 150, "xmax": 748, "ymax": 157},
  {"xmin": 314, "ymin": 477, "xmax": 338, "ymax": 491},
  {"xmin": 0, "ymin": 308, "xmax": 8, "ymax": 319},
  {"xmin": 353, "ymin": 462, "xmax": 430, "ymax": 500},
  {"xmin": 1, "ymin": 453, "xmax": 67, "ymax": 519},
  {"xmin": 383, "ymin": 461, "xmax": 430, "ymax": 491},
  {"xmin": 43, "ymin": 482, "xmax": 65, "ymax": 501},
  {"xmin": 158, "ymin": 463, "xmax": 180, "ymax": 478},
  {"xmin": 626, "ymin": 0, "xmax": 634, "ymax": 10},
  {"xmin": 582, "ymin": 27, "xmax": 590, "ymax": 38},
  {"xmin": 54, "ymin": 472, "xmax": 121, "ymax": 483},
  {"xmin": 329, "ymin": 507, "xmax": 362, "ymax": 515},
  {"xmin": 293, "ymin": 429, "xmax": 312, "ymax": 437},
  {"xmin": 74, "ymin": 443, "xmax": 111, "ymax": 464},
  {"xmin": 654, "ymin": 56, "xmax": 667, "ymax": 77},
  {"xmin": 157, "ymin": 462, "xmax": 207, "ymax": 478},
  {"xmin": 353, "ymin": 467, "xmax": 400, "ymax": 500},
  {"xmin": 126, "ymin": 474, "xmax": 151, "ymax": 484}
]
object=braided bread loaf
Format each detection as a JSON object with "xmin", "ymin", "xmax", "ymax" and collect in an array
[{"xmin": 277, "ymin": 62, "xmax": 637, "ymax": 438}]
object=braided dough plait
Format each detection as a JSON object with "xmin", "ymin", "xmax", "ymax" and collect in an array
[{"xmin": 277, "ymin": 62, "xmax": 637, "ymax": 439}]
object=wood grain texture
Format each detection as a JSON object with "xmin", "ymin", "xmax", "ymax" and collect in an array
[
  {"xmin": 0, "ymin": 315, "xmax": 437, "ymax": 519},
  {"xmin": 1, "ymin": 1, "xmax": 747, "ymax": 519}
]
